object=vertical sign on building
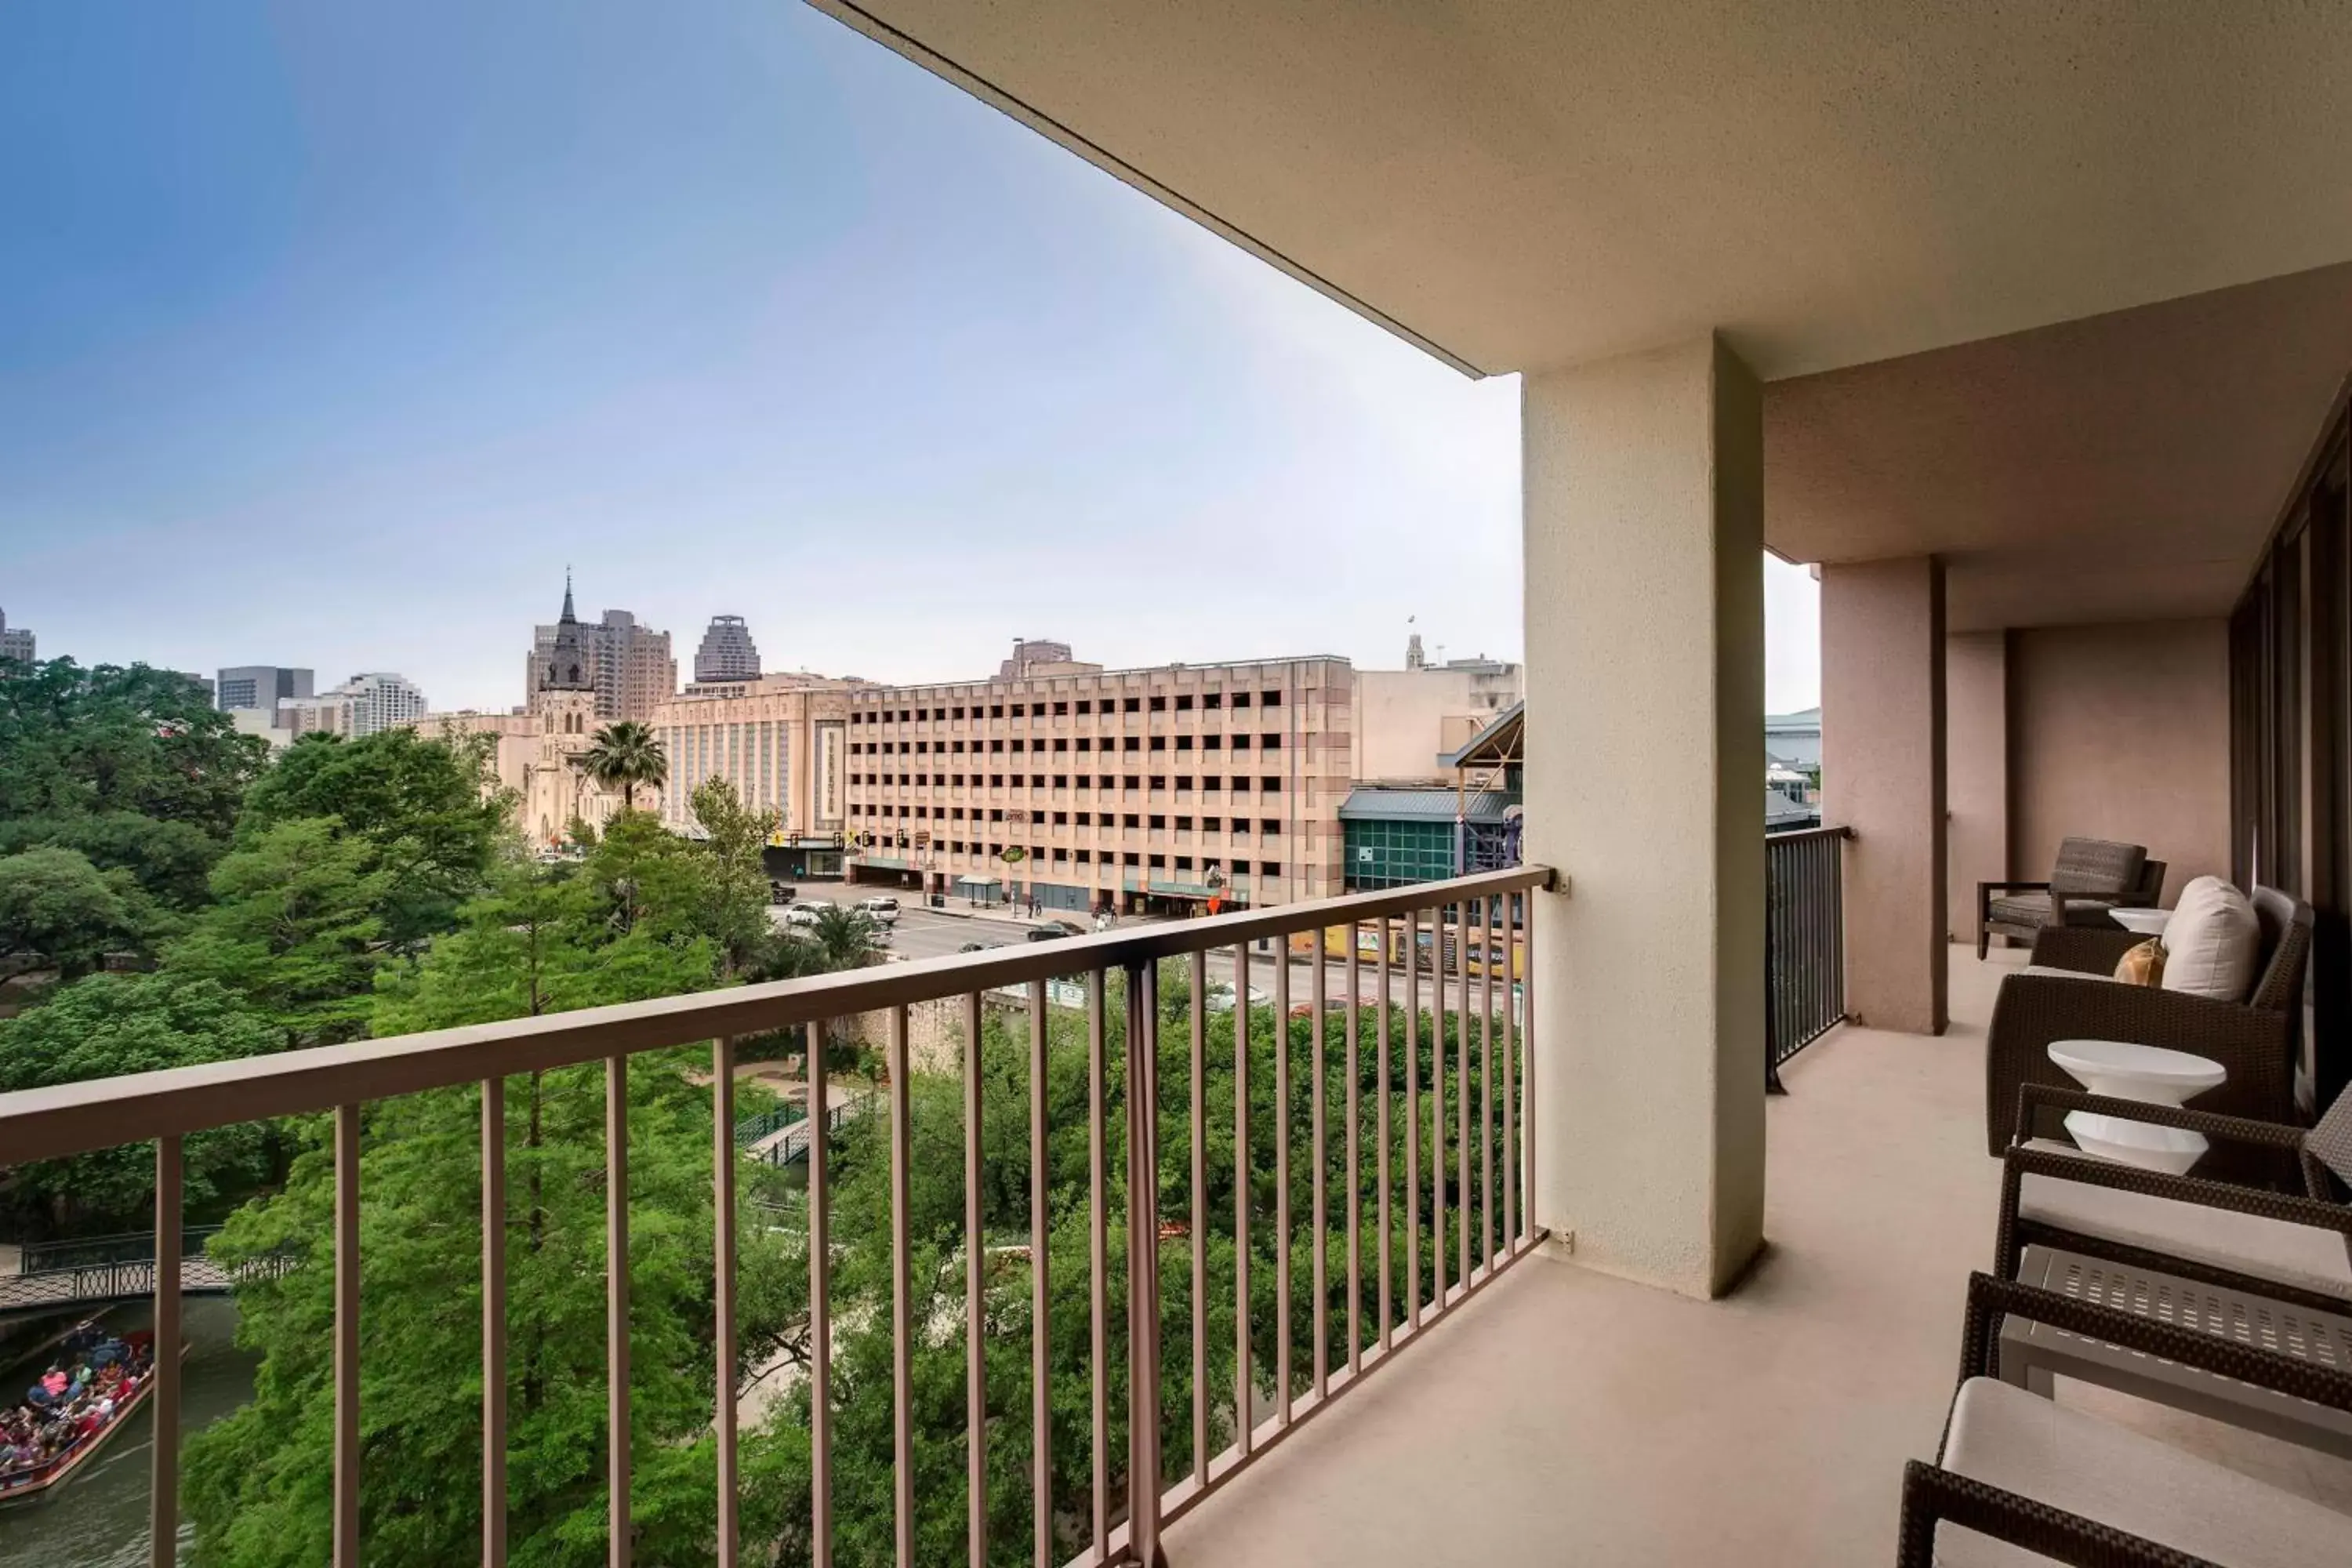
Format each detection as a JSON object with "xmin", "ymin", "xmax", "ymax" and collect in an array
[{"xmin": 816, "ymin": 720, "xmax": 844, "ymax": 829}]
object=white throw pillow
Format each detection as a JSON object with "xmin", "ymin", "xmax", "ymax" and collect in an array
[{"xmin": 2160, "ymin": 876, "xmax": 2261, "ymax": 1002}]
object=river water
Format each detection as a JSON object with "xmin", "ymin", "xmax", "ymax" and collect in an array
[{"xmin": 0, "ymin": 1295, "xmax": 256, "ymax": 1566}]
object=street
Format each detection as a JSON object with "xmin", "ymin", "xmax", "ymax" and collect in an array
[
  {"xmin": 768, "ymin": 884, "xmax": 1516, "ymax": 1018},
  {"xmin": 767, "ymin": 881, "xmax": 1051, "ymax": 962}
]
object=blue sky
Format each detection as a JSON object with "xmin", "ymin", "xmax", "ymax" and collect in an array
[{"xmin": 0, "ymin": 0, "xmax": 1820, "ymax": 714}]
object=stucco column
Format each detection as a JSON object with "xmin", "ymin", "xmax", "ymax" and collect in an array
[
  {"xmin": 1522, "ymin": 334, "xmax": 1766, "ymax": 1299},
  {"xmin": 1821, "ymin": 558, "xmax": 1948, "ymax": 1034}
]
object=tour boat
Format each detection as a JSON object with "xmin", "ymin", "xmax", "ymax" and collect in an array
[{"xmin": 0, "ymin": 1330, "xmax": 172, "ymax": 1509}]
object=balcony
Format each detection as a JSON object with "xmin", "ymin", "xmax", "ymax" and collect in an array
[{"xmin": 1163, "ymin": 943, "xmax": 2352, "ymax": 1563}]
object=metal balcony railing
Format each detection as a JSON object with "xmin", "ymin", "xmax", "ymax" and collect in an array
[
  {"xmin": 1765, "ymin": 825, "xmax": 1850, "ymax": 1091},
  {"xmin": 0, "ymin": 866, "xmax": 1552, "ymax": 1567}
]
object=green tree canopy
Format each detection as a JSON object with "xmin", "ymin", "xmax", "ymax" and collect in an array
[
  {"xmin": 688, "ymin": 778, "xmax": 779, "ymax": 975},
  {"xmin": 0, "ymin": 845, "xmax": 154, "ymax": 979},
  {"xmin": 184, "ymin": 840, "xmax": 792, "ymax": 1567},
  {"xmin": 0, "ymin": 972, "xmax": 279, "ymax": 1233},
  {"xmin": 0, "ymin": 658, "xmax": 267, "ymax": 906},
  {"xmin": 237, "ymin": 728, "xmax": 513, "ymax": 948},
  {"xmin": 165, "ymin": 818, "xmax": 390, "ymax": 1046}
]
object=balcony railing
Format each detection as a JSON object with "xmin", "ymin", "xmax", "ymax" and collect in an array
[
  {"xmin": 1764, "ymin": 825, "xmax": 1850, "ymax": 1092},
  {"xmin": 0, "ymin": 866, "xmax": 1552, "ymax": 1567}
]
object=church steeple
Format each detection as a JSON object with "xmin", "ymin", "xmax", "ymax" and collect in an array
[{"xmin": 544, "ymin": 572, "xmax": 593, "ymax": 692}]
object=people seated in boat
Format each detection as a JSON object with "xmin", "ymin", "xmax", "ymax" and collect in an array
[{"xmin": 0, "ymin": 1329, "xmax": 157, "ymax": 1487}]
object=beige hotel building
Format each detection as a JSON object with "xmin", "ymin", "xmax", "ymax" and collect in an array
[
  {"xmin": 648, "ymin": 675, "xmax": 858, "ymax": 877},
  {"xmin": 840, "ymin": 652, "xmax": 1355, "ymax": 915}
]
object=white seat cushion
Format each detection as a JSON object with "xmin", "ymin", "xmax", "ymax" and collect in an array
[
  {"xmin": 1936, "ymin": 1377, "xmax": 2352, "ymax": 1566},
  {"xmin": 2017, "ymin": 1146, "xmax": 2352, "ymax": 1301},
  {"xmin": 2160, "ymin": 874, "xmax": 2260, "ymax": 1002}
]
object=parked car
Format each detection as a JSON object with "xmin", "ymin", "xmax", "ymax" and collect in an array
[
  {"xmin": 858, "ymin": 895, "xmax": 902, "ymax": 925},
  {"xmin": 1204, "ymin": 982, "xmax": 1274, "ymax": 1014},
  {"xmin": 768, "ymin": 880, "xmax": 797, "ymax": 906},
  {"xmin": 783, "ymin": 905, "xmax": 823, "ymax": 930}
]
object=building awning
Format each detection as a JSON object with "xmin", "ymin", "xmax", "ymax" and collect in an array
[
  {"xmin": 1441, "ymin": 700, "xmax": 1523, "ymax": 770},
  {"xmin": 1147, "ymin": 880, "xmax": 1222, "ymax": 898},
  {"xmin": 1339, "ymin": 787, "xmax": 1518, "ymax": 825},
  {"xmin": 954, "ymin": 874, "xmax": 1004, "ymax": 889}
]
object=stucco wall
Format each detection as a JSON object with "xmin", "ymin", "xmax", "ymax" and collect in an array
[
  {"xmin": 2007, "ymin": 619, "xmax": 2230, "ymax": 905},
  {"xmin": 1945, "ymin": 633, "xmax": 2009, "ymax": 938},
  {"xmin": 1821, "ymin": 557, "xmax": 1947, "ymax": 1033},
  {"xmin": 1353, "ymin": 670, "xmax": 1478, "ymax": 782}
]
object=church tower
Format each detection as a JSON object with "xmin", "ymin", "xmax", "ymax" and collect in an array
[{"xmin": 524, "ymin": 575, "xmax": 613, "ymax": 844}]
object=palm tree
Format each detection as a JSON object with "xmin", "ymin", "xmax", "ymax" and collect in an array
[
  {"xmin": 808, "ymin": 904, "xmax": 882, "ymax": 970},
  {"xmin": 576, "ymin": 720, "xmax": 667, "ymax": 814}
]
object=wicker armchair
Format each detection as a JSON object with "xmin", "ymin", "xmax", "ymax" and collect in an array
[
  {"xmin": 1980, "ymin": 884, "xmax": 2312, "ymax": 1159},
  {"xmin": 1895, "ymin": 1272, "xmax": 2352, "ymax": 1566},
  {"xmin": 1991, "ymin": 1083, "xmax": 2351, "ymax": 1316},
  {"xmin": 1976, "ymin": 837, "xmax": 2161, "ymax": 957}
]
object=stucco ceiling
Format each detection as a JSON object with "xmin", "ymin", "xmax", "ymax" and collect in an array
[
  {"xmin": 813, "ymin": 0, "xmax": 2352, "ymax": 382},
  {"xmin": 811, "ymin": 0, "xmax": 2352, "ymax": 627},
  {"xmin": 1768, "ymin": 263, "xmax": 2352, "ymax": 629}
]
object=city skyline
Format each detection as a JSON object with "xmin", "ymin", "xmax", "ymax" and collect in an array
[{"xmin": 0, "ymin": 1, "xmax": 1820, "ymax": 713}]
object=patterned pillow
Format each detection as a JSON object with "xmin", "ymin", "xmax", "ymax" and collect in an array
[{"xmin": 2112, "ymin": 938, "xmax": 2166, "ymax": 987}]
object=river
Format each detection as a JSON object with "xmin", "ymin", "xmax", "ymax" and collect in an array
[{"xmin": 0, "ymin": 1295, "xmax": 256, "ymax": 1566}]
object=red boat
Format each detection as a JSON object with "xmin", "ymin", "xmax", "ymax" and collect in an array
[{"xmin": 0, "ymin": 1328, "xmax": 167, "ymax": 1509}]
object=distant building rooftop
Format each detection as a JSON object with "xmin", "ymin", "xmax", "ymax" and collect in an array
[{"xmin": 1339, "ymin": 786, "xmax": 1518, "ymax": 824}]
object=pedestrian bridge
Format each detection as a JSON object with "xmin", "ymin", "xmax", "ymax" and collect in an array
[{"xmin": 0, "ymin": 1229, "xmax": 289, "ymax": 1321}]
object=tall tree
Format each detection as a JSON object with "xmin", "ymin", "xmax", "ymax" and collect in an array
[
  {"xmin": 185, "ymin": 852, "xmax": 800, "ymax": 1567},
  {"xmin": 0, "ymin": 972, "xmax": 279, "ymax": 1233},
  {"xmin": 688, "ymin": 777, "xmax": 780, "ymax": 974},
  {"xmin": 0, "ymin": 658, "xmax": 268, "ymax": 906},
  {"xmin": 578, "ymin": 720, "xmax": 668, "ymax": 813},
  {"xmin": 237, "ymin": 728, "xmax": 513, "ymax": 948},
  {"xmin": 0, "ymin": 845, "xmax": 154, "ymax": 979},
  {"xmin": 165, "ymin": 818, "xmax": 390, "ymax": 1046}
]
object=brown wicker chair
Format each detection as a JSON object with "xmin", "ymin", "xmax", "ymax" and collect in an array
[
  {"xmin": 1895, "ymin": 1272, "xmax": 2352, "ymax": 1566},
  {"xmin": 1976, "ymin": 837, "xmax": 2161, "ymax": 958},
  {"xmin": 1980, "ymin": 884, "xmax": 2313, "ymax": 1158}
]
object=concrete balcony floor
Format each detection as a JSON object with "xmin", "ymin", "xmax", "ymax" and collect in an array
[{"xmin": 1163, "ymin": 946, "xmax": 2352, "ymax": 1566}]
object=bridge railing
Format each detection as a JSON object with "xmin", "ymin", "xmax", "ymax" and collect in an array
[
  {"xmin": 17, "ymin": 1225, "xmax": 226, "ymax": 1275},
  {"xmin": 0, "ymin": 1248, "xmax": 293, "ymax": 1315}
]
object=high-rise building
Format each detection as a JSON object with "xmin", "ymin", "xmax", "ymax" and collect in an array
[
  {"xmin": 693, "ymin": 615, "xmax": 761, "ymax": 683},
  {"xmin": 649, "ymin": 674, "xmax": 859, "ymax": 877},
  {"xmin": 215, "ymin": 665, "xmax": 314, "ymax": 713},
  {"xmin": 840, "ymin": 643, "xmax": 1354, "ymax": 915},
  {"xmin": 284, "ymin": 672, "xmax": 429, "ymax": 739},
  {"xmin": 523, "ymin": 592, "xmax": 676, "ymax": 721},
  {"xmin": 0, "ymin": 608, "xmax": 34, "ymax": 667}
]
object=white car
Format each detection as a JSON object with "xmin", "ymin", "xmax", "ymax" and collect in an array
[
  {"xmin": 783, "ymin": 905, "xmax": 824, "ymax": 929},
  {"xmin": 1203, "ymin": 982, "xmax": 1275, "ymax": 1014},
  {"xmin": 857, "ymin": 895, "xmax": 902, "ymax": 926}
]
